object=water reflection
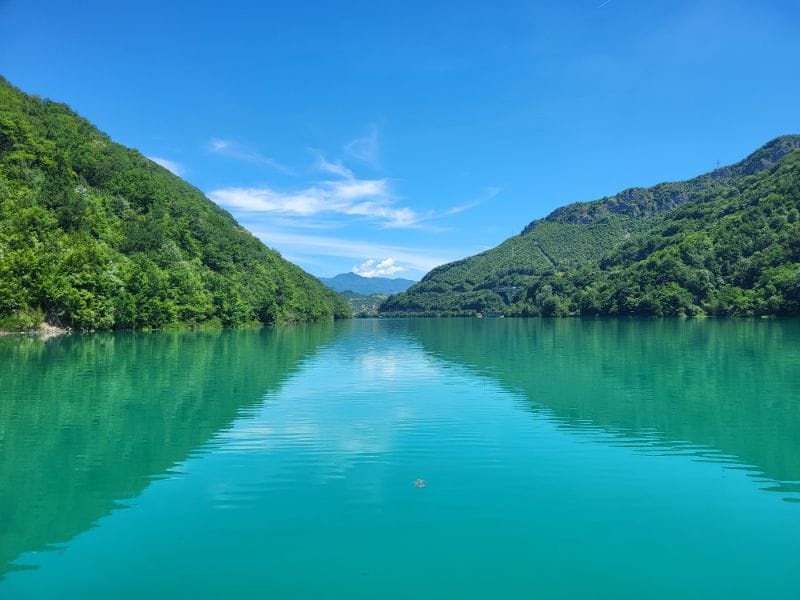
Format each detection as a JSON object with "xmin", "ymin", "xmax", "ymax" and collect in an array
[
  {"xmin": 407, "ymin": 318, "xmax": 800, "ymax": 500},
  {"xmin": 2, "ymin": 319, "xmax": 799, "ymax": 598},
  {"xmin": 0, "ymin": 325, "xmax": 336, "ymax": 577}
]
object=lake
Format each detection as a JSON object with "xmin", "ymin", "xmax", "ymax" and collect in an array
[{"xmin": 1, "ymin": 319, "xmax": 799, "ymax": 598}]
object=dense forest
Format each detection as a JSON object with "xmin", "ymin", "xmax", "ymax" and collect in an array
[
  {"xmin": 381, "ymin": 136, "xmax": 800, "ymax": 317},
  {"xmin": 0, "ymin": 77, "xmax": 349, "ymax": 331}
]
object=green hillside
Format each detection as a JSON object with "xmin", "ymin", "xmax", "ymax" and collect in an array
[
  {"xmin": 381, "ymin": 136, "xmax": 800, "ymax": 317},
  {"xmin": 0, "ymin": 77, "xmax": 349, "ymax": 331}
]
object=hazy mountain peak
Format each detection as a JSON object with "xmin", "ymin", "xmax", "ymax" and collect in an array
[{"xmin": 319, "ymin": 272, "xmax": 416, "ymax": 295}]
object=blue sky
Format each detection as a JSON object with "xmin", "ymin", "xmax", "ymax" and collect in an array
[{"xmin": 2, "ymin": 0, "xmax": 799, "ymax": 279}]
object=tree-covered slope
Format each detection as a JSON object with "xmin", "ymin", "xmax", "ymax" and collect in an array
[
  {"xmin": 381, "ymin": 136, "xmax": 800, "ymax": 317},
  {"xmin": 0, "ymin": 77, "xmax": 349, "ymax": 330}
]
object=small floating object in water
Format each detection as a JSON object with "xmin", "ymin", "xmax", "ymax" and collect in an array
[{"xmin": 413, "ymin": 478, "xmax": 426, "ymax": 488}]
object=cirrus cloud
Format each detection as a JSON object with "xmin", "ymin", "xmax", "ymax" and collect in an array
[
  {"xmin": 208, "ymin": 164, "xmax": 428, "ymax": 228},
  {"xmin": 345, "ymin": 125, "xmax": 380, "ymax": 166},
  {"xmin": 207, "ymin": 138, "xmax": 294, "ymax": 175}
]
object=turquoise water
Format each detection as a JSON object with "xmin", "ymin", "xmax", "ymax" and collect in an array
[{"xmin": 1, "ymin": 319, "xmax": 799, "ymax": 598}]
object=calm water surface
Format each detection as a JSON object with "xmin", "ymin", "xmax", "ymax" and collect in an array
[{"xmin": 1, "ymin": 319, "xmax": 799, "ymax": 598}]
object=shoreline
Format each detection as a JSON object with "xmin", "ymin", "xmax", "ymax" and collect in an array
[{"xmin": 0, "ymin": 322, "xmax": 71, "ymax": 339}]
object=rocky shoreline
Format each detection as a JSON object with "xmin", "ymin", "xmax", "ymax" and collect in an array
[{"xmin": 0, "ymin": 322, "xmax": 70, "ymax": 339}]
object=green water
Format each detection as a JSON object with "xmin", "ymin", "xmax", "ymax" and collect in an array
[{"xmin": 1, "ymin": 319, "xmax": 799, "ymax": 598}]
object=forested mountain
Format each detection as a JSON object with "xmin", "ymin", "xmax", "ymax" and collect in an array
[
  {"xmin": 381, "ymin": 136, "xmax": 800, "ymax": 317},
  {"xmin": 319, "ymin": 272, "xmax": 415, "ymax": 295},
  {"xmin": 0, "ymin": 77, "xmax": 349, "ymax": 331}
]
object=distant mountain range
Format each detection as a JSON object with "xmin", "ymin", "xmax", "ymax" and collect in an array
[
  {"xmin": 319, "ymin": 272, "xmax": 416, "ymax": 295},
  {"xmin": 381, "ymin": 135, "xmax": 800, "ymax": 317}
]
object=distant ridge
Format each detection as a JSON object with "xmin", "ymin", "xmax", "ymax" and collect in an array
[
  {"xmin": 525, "ymin": 134, "xmax": 800, "ymax": 230},
  {"xmin": 381, "ymin": 135, "xmax": 800, "ymax": 317},
  {"xmin": 319, "ymin": 272, "xmax": 416, "ymax": 295}
]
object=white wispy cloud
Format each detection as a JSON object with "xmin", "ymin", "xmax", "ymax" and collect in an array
[
  {"xmin": 208, "ymin": 180, "xmax": 423, "ymax": 228},
  {"xmin": 440, "ymin": 186, "xmax": 501, "ymax": 217},
  {"xmin": 345, "ymin": 126, "xmax": 380, "ymax": 166},
  {"xmin": 209, "ymin": 154, "xmax": 494, "ymax": 230},
  {"xmin": 209, "ymin": 151, "xmax": 433, "ymax": 228},
  {"xmin": 148, "ymin": 156, "xmax": 185, "ymax": 176},
  {"xmin": 352, "ymin": 258, "xmax": 407, "ymax": 277},
  {"xmin": 207, "ymin": 138, "xmax": 294, "ymax": 175},
  {"xmin": 313, "ymin": 152, "xmax": 354, "ymax": 178},
  {"xmin": 251, "ymin": 230, "xmax": 459, "ymax": 273}
]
